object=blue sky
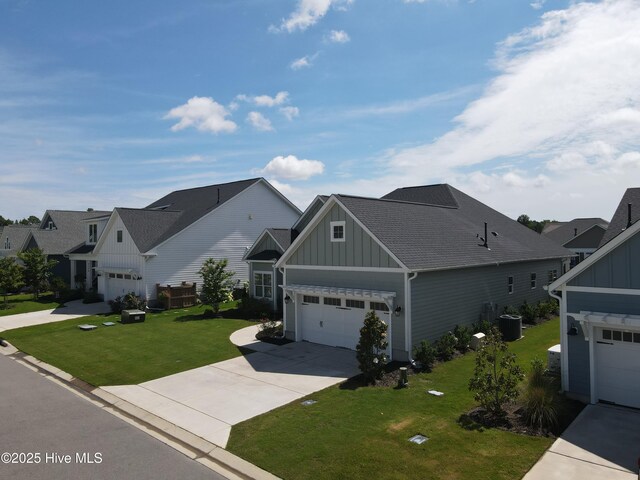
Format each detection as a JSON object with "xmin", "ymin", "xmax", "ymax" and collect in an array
[{"xmin": 1, "ymin": 0, "xmax": 639, "ymax": 222}]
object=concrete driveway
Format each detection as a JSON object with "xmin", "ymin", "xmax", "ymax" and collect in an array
[
  {"xmin": 103, "ymin": 341, "xmax": 359, "ymax": 448},
  {"xmin": 0, "ymin": 299, "xmax": 109, "ymax": 333},
  {"xmin": 524, "ymin": 404, "xmax": 640, "ymax": 480}
]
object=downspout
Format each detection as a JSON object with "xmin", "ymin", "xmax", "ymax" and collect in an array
[
  {"xmin": 278, "ymin": 267, "xmax": 286, "ymax": 339},
  {"xmin": 406, "ymin": 271, "xmax": 418, "ymax": 362},
  {"xmin": 547, "ymin": 286, "xmax": 569, "ymax": 393}
]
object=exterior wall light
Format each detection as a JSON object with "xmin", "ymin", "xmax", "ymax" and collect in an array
[
  {"xmin": 567, "ymin": 323, "xmax": 578, "ymax": 336},
  {"xmin": 394, "ymin": 306, "xmax": 402, "ymax": 317},
  {"xmin": 284, "ymin": 294, "xmax": 291, "ymax": 304}
]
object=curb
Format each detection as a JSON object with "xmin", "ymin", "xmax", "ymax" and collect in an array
[{"xmin": 1, "ymin": 343, "xmax": 280, "ymax": 480}]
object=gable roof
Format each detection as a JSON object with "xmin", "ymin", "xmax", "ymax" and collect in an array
[
  {"xmin": 116, "ymin": 208, "xmax": 183, "ymax": 253},
  {"xmin": 542, "ymin": 217, "xmax": 609, "ymax": 246},
  {"xmin": 292, "ymin": 195, "xmax": 328, "ymax": 232},
  {"xmin": 599, "ymin": 187, "xmax": 640, "ymax": 247},
  {"xmin": 0, "ymin": 225, "xmax": 38, "ymax": 257},
  {"xmin": 382, "ymin": 184, "xmax": 459, "ymax": 208},
  {"xmin": 27, "ymin": 210, "xmax": 111, "ymax": 255},
  {"xmin": 338, "ymin": 186, "xmax": 570, "ymax": 271},
  {"xmin": 562, "ymin": 224, "xmax": 607, "ymax": 249},
  {"xmin": 548, "ymin": 215, "xmax": 640, "ymax": 293},
  {"xmin": 266, "ymin": 228, "xmax": 293, "ymax": 251},
  {"xmin": 243, "ymin": 228, "xmax": 293, "ymax": 262}
]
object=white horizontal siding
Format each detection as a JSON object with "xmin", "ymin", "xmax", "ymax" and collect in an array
[{"xmin": 144, "ymin": 181, "xmax": 299, "ymax": 299}]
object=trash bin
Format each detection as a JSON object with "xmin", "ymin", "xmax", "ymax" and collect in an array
[{"xmin": 498, "ymin": 314, "xmax": 522, "ymax": 341}]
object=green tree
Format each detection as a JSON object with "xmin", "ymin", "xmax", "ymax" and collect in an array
[
  {"xmin": 198, "ymin": 258, "xmax": 235, "ymax": 315},
  {"xmin": 17, "ymin": 248, "xmax": 58, "ymax": 299},
  {"xmin": 468, "ymin": 327, "xmax": 524, "ymax": 417},
  {"xmin": 0, "ymin": 215, "xmax": 13, "ymax": 226},
  {"xmin": 0, "ymin": 257, "xmax": 24, "ymax": 308},
  {"xmin": 356, "ymin": 310, "xmax": 389, "ymax": 384}
]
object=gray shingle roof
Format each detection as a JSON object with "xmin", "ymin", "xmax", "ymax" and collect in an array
[
  {"xmin": 118, "ymin": 178, "xmax": 262, "ymax": 252},
  {"xmin": 382, "ymin": 184, "xmax": 458, "ymax": 208},
  {"xmin": 0, "ymin": 225, "xmax": 37, "ymax": 257},
  {"xmin": 336, "ymin": 185, "xmax": 571, "ymax": 271},
  {"xmin": 27, "ymin": 210, "xmax": 111, "ymax": 255},
  {"xmin": 267, "ymin": 228, "xmax": 293, "ymax": 251},
  {"xmin": 599, "ymin": 187, "xmax": 640, "ymax": 246},
  {"xmin": 542, "ymin": 218, "xmax": 609, "ymax": 247}
]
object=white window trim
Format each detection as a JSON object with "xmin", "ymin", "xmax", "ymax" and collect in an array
[
  {"xmin": 88, "ymin": 223, "xmax": 98, "ymax": 244},
  {"xmin": 254, "ymin": 272, "xmax": 273, "ymax": 299},
  {"xmin": 530, "ymin": 272, "xmax": 537, "ymax": 289},
  {"xmin": 508, "ymin": 275, "xmax": 514, "ymax": 294},
  {"xmin": 330, "ymin": 220, "xmax": 346, "ymax": 243}
]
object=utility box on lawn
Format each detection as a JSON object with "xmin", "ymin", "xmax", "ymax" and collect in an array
[
  {"xmin": 121, "ymin": 309, "xmax": 145, "ymax": 324},
  {"xmin": 547, "ymin": 344, "xmax": 561, "ymax": 373}
]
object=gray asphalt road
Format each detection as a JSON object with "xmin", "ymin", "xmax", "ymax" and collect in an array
[{"xmin": 0, "ymin": 354, "xmax": 227, "ymax": 480}]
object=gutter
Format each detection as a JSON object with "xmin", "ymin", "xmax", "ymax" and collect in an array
[{"xmin": 405, "ymin": 272, "xmax": 418, "ymax": 362}]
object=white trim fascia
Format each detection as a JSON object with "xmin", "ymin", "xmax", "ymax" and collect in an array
[
  {"xmin": 246, "ymin": 259, "xmax": 277, "ymax": 265},
  {"xmin": 291, "ymin": 195, "xmax": 326, "ymax": 231},
  {"xmin": 284, "ymin": 265, "xmax": 404, "ymax": 273},
  {"xmin": 276, "ymin": 195, "xmax": 410, "ymax": 272},
  {"xmin": 549, "ymin": 220, "xmax": 640, "ymax": 292},
  {"xmin": 564, "ymin": 286, "xmax": 640, "ymax": 296}
]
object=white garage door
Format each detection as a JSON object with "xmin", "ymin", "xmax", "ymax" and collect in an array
[
  {"xmin": 299, "ymin": 295, "xmax": 390, "ymax": 352},
  {"xmin": 106, "ymin": 273, "xmax": 138, "ymax": 300},
  {"xmin": 596, "ymin": 327, "xmax": 640, "ymax": 409}
]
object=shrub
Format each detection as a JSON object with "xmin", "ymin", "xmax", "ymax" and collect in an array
[
  {"xmin": 468, "ymin": 326, "xmax": 524, "ymax": 417},
  {"xmin": 236, "ymin": 296, "xmax": 273, "ymax": 319},
  {"xmin": 453, "ymin": 324, "xmax": 472, "ymax": 352},
  {"xmin": 435, "ymin": 331, "xmax": 457, "ymax": 361},
  {"xmin": 472, "ymin": 318, "xmax": 493, "ymax": 335},
  {"xmin": 49, "ymin": 276, "xmax": 69, "ymax": 299},
  {"xmin": 258, "ymin": 317, "xmax": 282, "ymax": 338},
  {"xmin": 503, "ymin": 305, "xmax": 519, "ymax": 315},
  {"xmin": 356, "ymin": 310, "xmax": 388, "ymax": 384},
  {"xmin": 199, "ymin": 258, "xmax": 235, "ymax": 315},
  {"xmin": 522, "ymin": 359, "xmax": 559, "ymax": 431},
  {"xmin": 232, "ymin": 282, "xmax": 249, "ymax": 300},
  {"xmin": 109, "ymin": 292, "xmax": 146, "ymax": 314},
  {"xmin": 413, "ymin": 340, "xmax": 437, "ymax": 371},
  {"xmin": 519, "ymin": 300, "xmax": 537, "ymax": 324}
]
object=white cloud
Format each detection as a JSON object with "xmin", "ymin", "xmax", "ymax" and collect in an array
[
  {"xmin": 290, "ymin": 55, "xmax": 314, "ymax": 70},
  {"xmin": 280, "ymin": 106, "xmax": 300, "ymax": 120},
  {"xmin": 530, "ymin": 0, "xmax": 546, "ymax": 10},
  {"xmin": 246, "ymin": 111, "xmax": 274, "ymax": 132},
  {"xmin": 253, "ymin": 91, "xmax": 289, "ymax": 107},
  {"xmin": 327, "ymin": 30, "xmax": 350, "ymax": 43},
  {"xmin": 382, "ymin": 0, "xmax": 640, "ymax": 183},
  {"xmin": 259, "ymin": 155, "xmax": 325, "ymax": 180},
  {"xmin": 270, "ymin": 0, "xmax": 353, "ymax": 33},
  {"xmin": 165, "ymin": 96, "xmax": 237, "ymax": 134}
]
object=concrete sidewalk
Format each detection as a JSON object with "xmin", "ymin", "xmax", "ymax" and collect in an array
[
  {"xmin": 523, "ymin": 404, "xmax": 640, "ymax": 480},
  {"xmin": 0, "ymin": 299, "xmax": 109, "ymax": 333}
]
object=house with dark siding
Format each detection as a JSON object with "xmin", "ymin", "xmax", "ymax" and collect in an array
[
  {"xmin": 258, "ymin": 184, "xmax": 570, "ymax": 361},
  {"xmin": 548, "ymin": 187, "xmax": 640, "ymax": 409},
  {"xmin": 542, "ymin": 217, "xmax": 609, "ymax": 269}
]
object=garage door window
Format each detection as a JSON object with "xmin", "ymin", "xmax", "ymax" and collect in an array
[
  {"xmin": 602, "ymin": 329, "xmax": 640, "ymax": 344},
  {"xmin": 303, "ymin": 295, "xmax": 320, "ymax": 304},
  {"xmin": 324, "ymin": 297, "xmax": 341, "ymax": 306},
  {"xmin": 254, "ymin": 273, "xmax": 272, "ymax": 299},
  {"xmin": 346, "ymin": 299, "xmax": 365, "ymax": 309},
  {"xmin": 108, "ymin": 273, "xmax": 115, "ymax": 279},
  {"xmin": 370, "ymin": 301, "xmax": 389, "ymax": 312}
]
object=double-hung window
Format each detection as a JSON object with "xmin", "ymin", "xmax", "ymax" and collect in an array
[
  {"xmin": 89, "ymin": 224, "xmax": 98, "ymax": 243},
  {"xmin": 254, "ymin": 273, "xmax": 272, "ymax": 299}
]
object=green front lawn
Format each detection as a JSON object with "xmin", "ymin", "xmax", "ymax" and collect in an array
[
  {"xmin": 3, "ymin": 303, "xmax": 256, "ymax": 386},
  {"xmin": 227, "ymin": 319, "xmax": 562, "ymax": 480},
  {"xmin": 0, "ymin": 292, "xmax": 60, "ymax": 317}
]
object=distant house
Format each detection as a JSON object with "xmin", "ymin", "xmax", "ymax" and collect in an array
[
  {"xmin": 261, "ymin": 184, "xmax": 571, "ymax": 361},
  {"xmin": 0, "ymin": 224, "xmax": 37, "ymax": 259},
  {"xmin": 542, "ymin": 218, "xmax": 609, "ymax": 269},
  {"xmin": 20, "ymin": 210, "xmax": 111, "ymax": 288},
  {"xmin": 81, "ymin": 178, "xmax": 300, "ymax": 302},
  {"xmin": 548, "ymin": 188, "xmax": 640, "ymax": 408}
]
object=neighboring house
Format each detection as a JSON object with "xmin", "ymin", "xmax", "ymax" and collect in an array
[
  {"xmin": 82, "ymin": 178, "xmax": 300, "ymax": 302},
  {"xmin": 542, "ymin": 218, "xmax": 609, "ymax": 269},
  {"xmin": 548, "ymin": 188, "xmax": 640, "ymax": 409},
  {"xmin": 274, "ymin": 184, "xmax": 571, "ymax": 361},
  {"xmin": 20, "ymin": 210, "xmax": 111, "ymax": 288},
  {"xmin": 0, "ymin": 224, "xmax": 38, "ymax": 259}
]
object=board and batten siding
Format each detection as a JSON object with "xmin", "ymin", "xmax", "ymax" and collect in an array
[
  {"xmin": 411, "ymin": 259, "xmax": 563, "ymax": 345},
  {"xmin": 284, "ymin": 268, "xmax": 407, "ymax": 358},
  {"xmin": 295, "ymin": 197, "xmax": 325, "ymax": 233},
  {"xmin": 288, "ymin": 203, "xmax": 401, "ymax": 269},
  {"xmin": 144, "ymin": 180, "xmax": 299, "ymax": 300},
  {"xmin": 254, "ymin": 234, "xmax": 281, "ymax": 253},
  {"xmin": 95, "ymin": 214, "xmax": 145, "ymax": 299}
]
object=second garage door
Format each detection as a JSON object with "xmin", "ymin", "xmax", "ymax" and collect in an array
[
  {"xmin": 299, "ymin": 294, "xmax": 390, "ymax": 351},
  {"xmin": 595, "ymin": 327, "xmax": 640, "ymax": 409}
]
